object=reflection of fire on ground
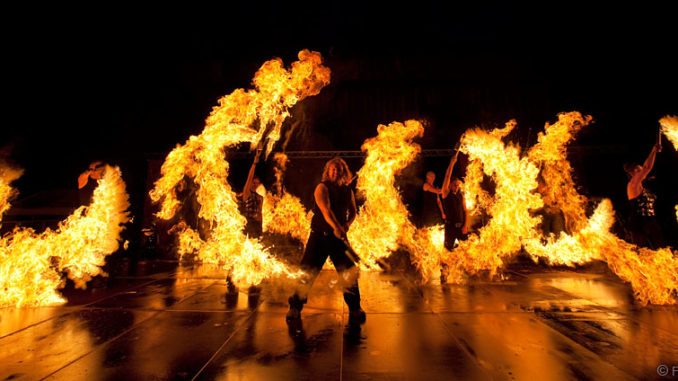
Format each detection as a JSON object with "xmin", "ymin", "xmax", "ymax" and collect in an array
[{"xmin": 0, "ymin": 165, "xmax": 130, "ymax": 307}]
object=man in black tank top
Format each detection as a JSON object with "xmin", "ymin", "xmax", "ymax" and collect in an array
[
  {"xmin": 440, "ymin": 152, "xmax": 468, "ymax": 282},
  {"xmin": 287, "ymin": 158, "xmax": 365, "ymax": 323}
]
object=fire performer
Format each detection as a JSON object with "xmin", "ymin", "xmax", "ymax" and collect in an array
[
  {"xmin": 420, "ymin": 170, "xmax": 445, "ymax": 227},
  {"xmin": 440, "ymin": 152, "xmax": 468, "ymax": 282},
  {"xmin": 287, "ymin": 157, "xmax": 365, "ymax": 323},
  {"xmin": 238, "ymin": 150, "xmax": 266, "ymax": 238},
  {"xmin": 77, "ymin": 161, "xmax": 105, "ymax": 205},
  {"xmin": 623, "ymin": 138, "xmax": 664, "ymax": 249}
]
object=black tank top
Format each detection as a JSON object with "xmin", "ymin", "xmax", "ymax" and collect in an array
[
  {"xmin": 442, "ymin": 190, "xmax": 465, "ymax": 225},
  {"xmin": 310, "ymin": 181, "xmax": 352, "ymax": 233},
  {"xmin": 630, "ymin": 188, "xmax": 656, "ymax": 217}
]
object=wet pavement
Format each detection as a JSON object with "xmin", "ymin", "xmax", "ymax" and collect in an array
[{"xmin": 1, "ymin": 259, "xmax": 677, "ymax": 380}]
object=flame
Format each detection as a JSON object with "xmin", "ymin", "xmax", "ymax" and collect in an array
[
  {"xmin": 444, "ymin": 121, "xmax": 542, "ymax": 278},
  {"xmin": 347, "ymin": 120, "xmax": 424, "ymax": 268},
  {"xmin": 446, "ymin": 114, "xmax": 677, "ymax": 304},
  {"xmin": 262, "ymin": 153, "xmax": 312, "ymax": 244},
  {"xmin": 149, "ymin": 50, "xmax": 329, "ymax": 287},
  {"xmin": 462, "ymin": 158, "xmax": 491, "ymax": 214},
  {"xmin": 0, "ymin": 165, "xmax": 130, "ymax": 307},
  {"xmin": 0, "ymin": 165, "xmax": 23, "ymax": 223},
  {"xmin": 527, "ymin": 112, "xmax": 592, "ymax": 232},
  {"xmin": 659, "ymin": 115, "xmax": 678, "ymax": 223},
  {"xmin": 578, "ymin": 200, "xmax": 677, "ymax": 305},
  {"xmin": 660, "ymin": 115, "xmax": 678, "ymax": 150}
]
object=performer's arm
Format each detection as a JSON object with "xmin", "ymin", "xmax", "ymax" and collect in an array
[
  {"xmin": 629, "ymin": 142, "xmax": 659, "ymax": 196},
  {"xmin": 242, "ymin": 150, "xmax": 261, "ymax": 201},
  {"xmin": 423, "ymin": 182, "xmax": 441, "ymax": 194},
  {"xmin": 441, "ymin": 152, "xmax": 459, "ymax": 199},
  {"xmin": 315, "ymin": 183, "xmax": 346, "ymax": 238},
  {"xmin": 437, "ymin": 194, "xmax": 446, "ymax": 220}
]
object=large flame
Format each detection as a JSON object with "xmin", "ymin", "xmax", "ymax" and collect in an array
[
  {"xmin": 149, "ymin": 50, "xmax": 329, "ymax": 287},
  {"xmin": 444, "ymin": 120, "xmax": 542, "ymax": 278},
  {"xmin": 0, "ymin": 165, "xmax": 23, "ymax": 223},
  {"xmin": 262, "ymin": 153, "xmax": 312, "ymax": 244},
  {"xmin": 445, "ymin": 114, "xmax": 677, "ymax": 305},
  {"xmin": 527, "ymin": 112, "xmax": 592, "ymax": 232},
  {"xmin": 0, "ymin": 166, "xmax": 130, "ymax": 307},
  {"xmin": 347, "ymin": 120, "xmax": 424, "ymax": 268},
  {"xmin": 660, "ymin": 115, "xmax": 678, "ymax": 223}
]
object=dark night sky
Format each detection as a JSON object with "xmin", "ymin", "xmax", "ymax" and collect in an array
[{"xmin": 2, "ymin": 3, "xmax": 677, "ymax": 240}]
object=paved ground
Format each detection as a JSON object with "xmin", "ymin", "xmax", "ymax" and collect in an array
[{"xmin": 1, "ymin": 258, "xmax": 677, "ymax": 380}]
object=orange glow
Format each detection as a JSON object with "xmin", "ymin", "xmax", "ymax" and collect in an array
[
  {"xmin": 149, "ymin": 50, "xmax": 329, "ymax": 288},
  {"xmin": 0, "ymin": 166, "xmax": 130, "ymax": 307}
]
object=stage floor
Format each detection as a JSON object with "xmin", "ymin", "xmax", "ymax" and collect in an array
[{"xmin": 1, "ymin": 260, "xmax": 677, "ymax": 380}]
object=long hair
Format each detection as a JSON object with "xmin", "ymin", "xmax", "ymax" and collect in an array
[{"xmin": 321, "ymin": 157, "xmax": 352, "ymax": 185}]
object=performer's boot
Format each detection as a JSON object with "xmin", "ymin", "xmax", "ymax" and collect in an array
[
  {"xmin": 286, "ymin": 294, "xmax": 306, "ymax": 321},
  {"xmin": 344, "ymin": 285, "xmax": 365, "ymax": 323}
]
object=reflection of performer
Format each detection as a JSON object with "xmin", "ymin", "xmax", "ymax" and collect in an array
[
  {"xmin": 420, "ymin": 171, "xmax": 445, "ymax": 227},
  {"xmin": 238, "ymin": 150, "xmax": 266, "ymax": 238},
  {"xmin": 287, "ymin": 158, "xmax": 364, "ymax": 323},
  {"xmin": 77, "ymin": 161, "xmax": 105, "ymax": 205},
  {"xmin": 623, "ymin": 138, "xmax": 664, "ymax": 249}
]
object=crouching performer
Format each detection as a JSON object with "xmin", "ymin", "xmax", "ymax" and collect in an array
[{"xmin": 287, "ymin": 158, "xmax": 365, "ymax": 323}]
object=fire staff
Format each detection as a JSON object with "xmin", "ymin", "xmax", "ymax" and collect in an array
[
  {"xmin": 287, "ymin": 157, "xmax": 365, "ymax": 323},
  {"xmin": 623, "ymin": 137, "xmax": 664, "ymax": 249}
]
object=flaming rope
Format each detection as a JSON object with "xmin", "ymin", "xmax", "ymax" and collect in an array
[
  {"xmin": 149, "ymin": 50, "xmax": 330, "ymax": 287},
  {"xmin": 0, "ymin": 166, "xmax": 130, "ymax": 307}
]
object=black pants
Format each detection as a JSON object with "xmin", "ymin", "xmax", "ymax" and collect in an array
[
  {"xmin": 289, "ymin": 231, "xmax": 361, "ymax": 311},
  {"xmin": 244, "ymin": 219, "xmax": 262, "ymax": 239},
  {"xmin": 628, "ymin": 215, "xmax": 664, "ymax": 250},
  {"xmin": 444, "ymin": 222, "xmax": 467, "ymax": 251}
]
